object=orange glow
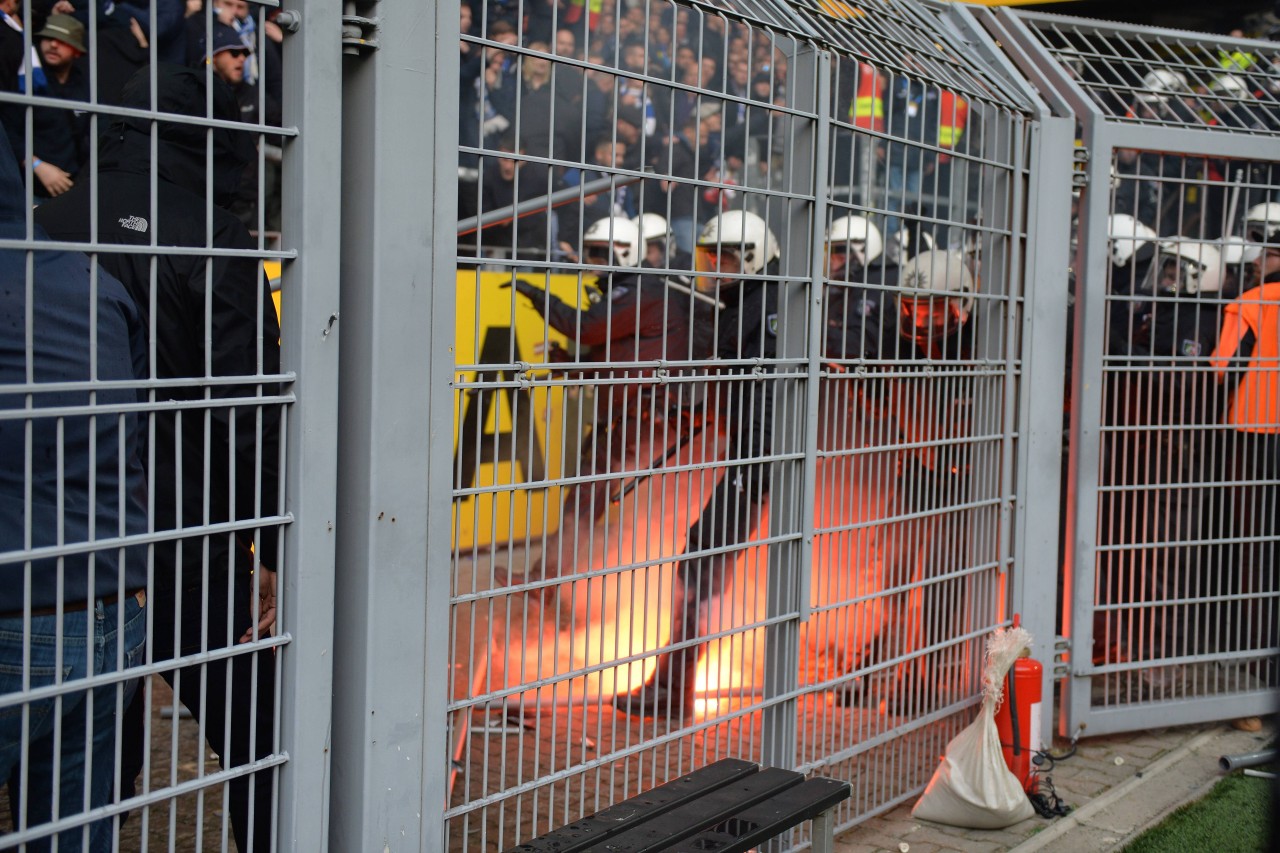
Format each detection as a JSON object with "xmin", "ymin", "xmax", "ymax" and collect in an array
[{"xmin": 486, "ymin": 390, "xmax": 909, "ymax": 715}]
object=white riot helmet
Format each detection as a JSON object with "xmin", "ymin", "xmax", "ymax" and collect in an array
[
  {"xmin": 1108, "ymin": 213, "xmax": 1158, "ymax": 267},
  {"xmin": 1244, "ymin": 202, "xmax": 1280, "ymax": 246},
  {"xmin": 1209, "ymin": 74, "xmax": 1249, "ymax": 97},
  {"xmin": 634, "ymin": 212, "xmax": 672, "ymax": 243},
  {"xmin": 696, "ymin": 210, "xmax": 780, "ymax": 279},
  {"xmin": 897, "ymin": 249, "xmax": 976, "ymax": 346},
  {"xmin": 1136, "ymin": 68, "xmax": 1190, "ymax": 103},
  {"xmin": 1221, "ymin": 235, "xmax": 1262, "ymax": 266},
  {"xmin": 1151, "ymin": 240, "xmax": 1225, "ymax": 294},
  {"xmin": 582, "ymin": 216, "xmax": 642, "ymax": 267},
  {"xmin": 634, "ymin": 212, "xmax": 673, "ymax": 265},
  {"xmin": 826, "ymin": 215, "xmax": 884, "ymax": 271}
]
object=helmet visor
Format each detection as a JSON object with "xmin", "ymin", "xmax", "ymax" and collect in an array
[
  {"xmin": 899, "ymin": 295, "xmax": 964, "ymax": 346},
  {"xmin": 695, "ymin": 245, "xmax": 743, "ymax": 290},
  {"xmin": 583, "ymin": 241, "xmax": 625, "ymax": 267}
]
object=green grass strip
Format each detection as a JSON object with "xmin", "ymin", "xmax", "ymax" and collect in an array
[{"xmin": 1122, "ymin": 770, "xmax": 1271, "ymax": 853}]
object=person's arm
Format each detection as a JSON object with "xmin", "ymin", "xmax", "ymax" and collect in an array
[
  {"xmin": 1209, "ymin": 303, "xmax": 1247, "ymax": 381},
  {"xmin": 510, "ymin": 277, "xmax": 645, "ymax": 349}
]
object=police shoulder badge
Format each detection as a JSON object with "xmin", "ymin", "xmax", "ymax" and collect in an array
[
  {"xmin": 1180, "ymin": 339, "xmax": 1202, "ymax": 357},
  {"xmin": 767, "ymin": 313, "xmax": 779, "ymax": 336}
]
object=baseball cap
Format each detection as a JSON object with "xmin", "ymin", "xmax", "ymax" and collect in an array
[{"xmin": 210, "ymin": 23, "xmax": 251, "ymax": 58}]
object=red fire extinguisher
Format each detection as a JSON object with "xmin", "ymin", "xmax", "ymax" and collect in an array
[{"xmin": 994, "ymin": 630, "xmax": 1043, "ymax": 793}]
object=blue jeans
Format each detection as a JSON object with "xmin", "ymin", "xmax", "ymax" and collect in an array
[{"xmin": 0, "ymin": 596, "xmax": 146, "ymax": 851}]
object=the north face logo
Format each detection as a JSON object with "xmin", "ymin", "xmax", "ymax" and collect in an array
[{"xmin": 118, "ymin": 215, "xmax": 148, "ymax": 233}]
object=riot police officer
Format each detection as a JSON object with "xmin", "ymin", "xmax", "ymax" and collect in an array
[
  {"xmin": 823, "ymin": 214, "xmax": 897, "ymax": 363},
  {"xmin": 875, "ymin": 249, "xmax": 978, "ymax": 710},
  {"xmin": 614, "ymin": 210, "xmax": 781, "ymax": 718},
  {"xmin": 506, "ymin": 215, "xmax": 710, "ymax": 604},
  {"xmin": 635, "ymin": 212, "xmax": 694, "ymax": 273}
]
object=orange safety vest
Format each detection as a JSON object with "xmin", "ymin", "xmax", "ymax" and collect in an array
[
  {"xmin": 1210, "ymin": 279, "xmax": 1280, "ymax": 434},
  {"xmin": 565, "ymin": 0, "xmax": 603, "ymax": 27},
  {"xmin": 850, "ymin": 61, "xmax": 884, "ymax": 132},
  {"xmin": 938, "ymin": 91, "xmax": 968, "ymax": 149}
]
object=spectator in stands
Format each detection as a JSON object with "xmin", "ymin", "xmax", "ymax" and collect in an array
[
  {"xmin": 644, "ymin": 110, "xmax": 713, "ymax": 255},
  {"xmin": 0, "ymin": 2, "xmax": 79, "ymax": 199},
  {"xmin": 34, "ymin": 65, "xmax": 282, "ymax": 853},
  {"xmin": 516, "ymin": 39, "xmax": 581, "ymax": 161},
  {"xmin": 205, "ymin": 22, "xmax": 280, "ymax": 227},
  {"xmin": 23, "ymin": 13, "xmax": 90, "ymax": 197},
  {"xmin": 618, "ymin": 37, "xmax": 663, "ymax": 138},
  {"xmin": 479, "ymin": 19, "xmax": 520, "ymax": 148},
  {"xmin": 459, "ymin": 2, "xmax": 482, "ymax": 172},
  {"xmin": 669, "ymin": 59, "xmax": 705, "ymax": 133},
  {"xmin": 478, "ymin": 131, "xmax": 552, "ymax": 265},
  {"xmin": 613, "ymin": 105, "xmax": 646, "ymax": 170},
  {"xmin": 558, "ymin": 133, "xmax": 634, "ymax": 261},
  {"xmin": 0, "ymin": 127, "xmax": 149, "ymax": 853},
  {"xmin": 76, "ymin": 4, "xmax": 151, "ymax": 107}
]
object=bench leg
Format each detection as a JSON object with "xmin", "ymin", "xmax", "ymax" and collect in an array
[{"xmin": 811, "ymin": 808, "xmax": 836, "ymax": 853}]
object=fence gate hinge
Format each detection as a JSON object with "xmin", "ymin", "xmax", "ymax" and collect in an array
[
  {"xmin": 1052, "ymin": 635, "xmax": 1071, "ymax": 678},
  {"xmin": 342, "ymin": 3, "xmax": 379, "ymax": 55},
  {"xmin": 1071, "ymin": 146, "xmax": 1089, "ymax": 188}
]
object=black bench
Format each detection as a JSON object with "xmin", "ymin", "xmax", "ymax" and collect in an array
[{"xmin": 506, "ymin": 758, "xmax": 852, "ymax": 852}]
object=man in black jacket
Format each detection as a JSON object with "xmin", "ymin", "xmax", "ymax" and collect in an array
[{"xmin": 34, "ymin": 64, "xmax": 282, "ymax": 853}]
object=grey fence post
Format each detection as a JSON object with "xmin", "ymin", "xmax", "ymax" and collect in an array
[
  {"xmin": 760, "ymin": 41, "xmax": 827, "ymax": 773},
  {"xmin": 328, "ymin": 1, "xmax": 459, "ymax": 849},
  {"xmin": 1016, "ymin": 112, "xmax": 1074, "ymax": 747},
  {"xmin": 276, "ymin": 1, "xmax": 345, "ymax": 849},
  {"xmin": 946, "ymin": 2, "xmax": 1072, "ymax": 750}
]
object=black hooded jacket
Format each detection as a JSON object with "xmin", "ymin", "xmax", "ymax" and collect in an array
[{"xmin": 34, "ymin": 65, "xmax": 281, "ymax": 589}]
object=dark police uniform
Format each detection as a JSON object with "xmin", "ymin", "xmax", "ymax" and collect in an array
[{"xmin": 615, "ymin": 265, "xmax": 779, "ymax": 717}]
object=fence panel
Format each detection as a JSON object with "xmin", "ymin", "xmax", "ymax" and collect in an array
[
  {"xmin": 993, "ymin": 8, "xmax": 1280, "ymax": 737},
  {"xmin": 0, "ymin": 2, "xmax": 342, "ymax": 850},
  {"xmin": 447, "ymin": 1, "xmax": 1035, "ymax": 848}
]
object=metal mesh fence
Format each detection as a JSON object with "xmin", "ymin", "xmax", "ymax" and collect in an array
[
  {"xmin": 5, "ymin": 1, "xmax": 1274, "ymax": 850},
  {"xmin": 448, "ymin": 0, "xmax": 1034, "ymax": 847},
  {"xmin": 0, "ymin": 2, "xmax": 293, "ymax": 849},
  {"xmin": 1019, "ymin": 13, "xmax": 1280, "ymax": 137},
  {"xmin": 1005, "ymin": 9, "xmax": 1280, "ymax": 734}
]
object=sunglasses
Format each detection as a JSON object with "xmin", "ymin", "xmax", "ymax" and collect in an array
[{"xmin": 220, "ymin": 48, "xmax": 251, "ymax": 59}]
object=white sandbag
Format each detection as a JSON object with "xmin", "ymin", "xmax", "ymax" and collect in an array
[{"xmin": 911, "ymin": 627, "xmax": 1037, "ymax": 829}]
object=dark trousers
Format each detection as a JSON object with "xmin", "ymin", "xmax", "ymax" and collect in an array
[{"xmin": 120, "ymin": 567, "xmax": 277, "ymax": 853}]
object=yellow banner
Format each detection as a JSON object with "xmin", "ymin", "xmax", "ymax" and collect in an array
[
  {"xmin": 267, "ymin": 262, "xmax": 595, "ymax": 550},
  {"xmin": 453, "ymin": 270, "xmax": 595, "ymax": 549}
]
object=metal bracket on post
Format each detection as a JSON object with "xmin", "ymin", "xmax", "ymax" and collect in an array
[
  {"xmin": 1053, "ymin": 635, "xmax": 1071, "ymax": 678},
  {"xmin": 1071, "ymin": 146, "xmax": 1089, "ymax": 189},
  {"xmin": 275, "ymin": 10, "xmax": 301, "ymax": 34},
  {"xmin": 342, "ymin": 2, "xmax": 379, "ymax": 55}
]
